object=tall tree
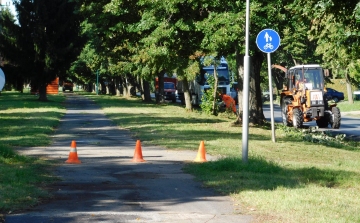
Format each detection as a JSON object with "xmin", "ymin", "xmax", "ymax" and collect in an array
[
  {"xmin": 0, "ymin": 0, "xmax": 84, "ymax": 101},
  {"xmin": 131, "ymin": 0, "xmax": 206, "ymax": 107},
  {"xmin": 306, "ymin": 1, "xmax": 360, "ymax": 103}
]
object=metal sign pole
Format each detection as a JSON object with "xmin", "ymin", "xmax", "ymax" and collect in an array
[
  {"xmin": 242, "ymin": 0, "xmax": 251, "ymax": 163},
  {"xmin": 256, "ymin": 29, "xmax": 281, "ymax": 143},
  {"xmin": 267, "ymin": 53, "xmax": 276, "ymax": 142}
]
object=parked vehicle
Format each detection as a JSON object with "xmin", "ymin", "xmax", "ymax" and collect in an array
[
  {"xmin": 62, "ymin": 81, "xmax": 73, "ymax": 92},
  {"xmin": 353, "ymin": 88, "xmax": 360, "ymax": 100},
  {"xmin": 262, "ymin": 90, "xmax": 277, "ymax": 102},
  {"xmin": 155, "ymin": 77, "xmax": 177, "ymax": 102},
  {"xmin": 325, "ymin": 88, "xmax": 344, "ymax": 103},
  {"xmin": 279, "ymin": 64, "xmax": 341, "ymax": 129}
]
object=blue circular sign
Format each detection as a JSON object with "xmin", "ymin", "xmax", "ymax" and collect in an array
[{"xmin": 256, "ymin": 29, "xmax": 281, "ymax": 53}]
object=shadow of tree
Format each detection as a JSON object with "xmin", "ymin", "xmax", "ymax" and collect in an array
[{"xmin": 183, "ymin": 156, "xmax": 357, "ymax": 193}]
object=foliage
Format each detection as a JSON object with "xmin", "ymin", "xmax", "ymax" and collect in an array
[
  {"xmin": 0, "ymin": 0, "xmax": 85, "ymax": 100},
  {"xmin": 276, "ymin": 124, "xmax": 358, "ymax": 149},
  {"xmin": 200, "ymin": 75, "xmax": 221, "ymax": 115}
]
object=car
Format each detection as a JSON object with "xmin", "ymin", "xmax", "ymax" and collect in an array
[
  {"xmin": 62, "ymin": 81, "xmax": 74, "ymax": 92},
  {"xmin": 262, "ymin": 90, "xmax": 277, "ymax": 102},
  {"xmin": 353, "ymin": 88, "xmax": 360, "ymax": 100},
  {"xmin": 325, "ymin": 88, "xmax": 344, "ymax": 103}
]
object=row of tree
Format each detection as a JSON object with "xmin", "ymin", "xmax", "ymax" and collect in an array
[{"xmin": 0, "ymin": 0, "xmax": 359, "ymax": 125}]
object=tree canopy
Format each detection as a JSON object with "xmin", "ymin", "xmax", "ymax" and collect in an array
[
  {"xmin": 1, "ymin": 0, "xmax": 360, "ymax": 115},
  {"xmin": 0, "ymin": 0, "xmax": 84, "ymax": 100}
]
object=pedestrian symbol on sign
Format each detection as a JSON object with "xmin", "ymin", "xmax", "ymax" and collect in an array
[{"xmin": 264, "ymin": 32, "xmax": 272, "ymax": 42}]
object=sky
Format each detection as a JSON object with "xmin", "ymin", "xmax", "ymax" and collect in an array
[
  {"xmin": 1, "ymin": 0, "xmax": 16, "ymax": 16},
  {"xmin": 2, "ymin": 0, "xmax": 18, "ymax": 23}
]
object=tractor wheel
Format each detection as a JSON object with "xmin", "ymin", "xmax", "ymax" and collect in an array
[
  {"xmin": 292, "ymin": 108, "xmax": 303, "ymax": 128},
  {"xmin": 330, "ymin": 107, "xmax": 341, "ymax": 129},
  {"xmin": 316, "ymin": 117, "xmax": 329, "ymax": 128},
  {"xmin": 281, "ymin": 99, "xmax": 292, "ymax": 126}
]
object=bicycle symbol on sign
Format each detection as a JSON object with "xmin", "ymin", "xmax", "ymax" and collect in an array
[{"xmin": 263, "ymin": 43, "xmax": 274, "ymax": 50}]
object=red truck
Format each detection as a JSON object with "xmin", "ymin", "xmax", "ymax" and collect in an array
[{"xmin": 155, "ymin": 77, "xmax": 177, "ymax": 102}]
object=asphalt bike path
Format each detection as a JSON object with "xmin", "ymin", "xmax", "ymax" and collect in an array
[{"xmin": 6, "ymin": 94, "xmax": 252, "ymax": 223}]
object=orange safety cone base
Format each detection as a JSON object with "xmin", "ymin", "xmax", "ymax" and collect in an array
[
  {"xmin": 194, "ymin": 141, "xmax": 207, "ymax": 162},
  {"xmin": 65, "ymin": 140, "xmax": 81, "ymax": 164},
  {"xmin": 65, "ymin": 154, "xmax": 82, "ymax": 164},
  {"xmin": 131, "ymin": 157, "xmax": 146, "ymax": 163},
  {"xmin": 131, "ymin": 140, "xmax": 146, "ymax": 163}
]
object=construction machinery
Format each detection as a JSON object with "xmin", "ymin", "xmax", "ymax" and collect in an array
[{"xmin": 279, "ymin": 64, "xmax": 341, "ymax": 129}]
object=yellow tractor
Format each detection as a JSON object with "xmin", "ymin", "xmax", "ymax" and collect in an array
[{"xmin": 279, "ymin": 64, "xmax": 341, "ymax": 129}]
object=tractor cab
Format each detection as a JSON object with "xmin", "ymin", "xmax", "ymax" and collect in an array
[{"xmin": 281, "ymin": 64, "xmax": 340, "ymax": 129}]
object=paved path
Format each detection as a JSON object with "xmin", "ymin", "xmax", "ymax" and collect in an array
[{"xmin": 6, "ymin": 94, "xmax": 252, "ymax": 223}]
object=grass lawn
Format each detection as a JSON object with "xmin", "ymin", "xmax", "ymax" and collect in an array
[
  {"xmin": 0, "ymin": 92, "xmax": 65, "ymax": 216},
  {"xmin": 85, "ymin": 94, "xmax": 360, "ymax": 223},
  {"xmin": 1, "ymin": 91, "xmax": 359, "ymax": 223}
]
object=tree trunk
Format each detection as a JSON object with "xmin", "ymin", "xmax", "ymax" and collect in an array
[
  {"xmin": 212, "ymin": 65, "xmax": 218, "ymax": 115},
  {"xmin": 248, "ymin": 51, "xmax": 265, "ymax": 125},
  {"xmin": 100, "ymin": 80, "xmax": 106, "ymax": 94},
  {"xmin": 234, "ymin": 50, "xmax": 265, "ymax": 126},
  {"xmin": 141, "ymin": 79, "xmax": 152, "ymax": 102},
  {"xmin": 182, "ymin": 77, "xmax": 192, "ymax": 110},
  {"xmin": 38, "ymin": 83, "xmax": 48, "ymax": 101},
  {"xmin": 345, "ymin": 69, "xmax": 353, "ymax": 104},
  {"xmin": 156, "ymin": 71, "xmax": 165, "ymax": 103},
  {"xmin": 123, "ymin": 76, "xmax": 131, "ymax": 97},
  {"xmin": 234, "ymin": 48, "xmax": 244, "ymax": 124},
  {"xmin": 115, "ymin": 77, "xmax": 121, "ymax": 96}
]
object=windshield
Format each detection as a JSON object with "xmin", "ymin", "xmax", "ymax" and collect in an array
[
  {"xmin": 203, "ymin": 68, "xmax": 230, "ymax": 81},
  {"xmin": 164, "ymin": 82, "xmax": 175, "ymax": 89},
  {"xmin": 290, "ymin": 67, "xmax": 324, "ymax": 90}
]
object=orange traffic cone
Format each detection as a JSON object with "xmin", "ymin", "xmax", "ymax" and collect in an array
[
  {"xmin": 194, "ymin": 141, "xmax": 207, "ymax": 162},
  {"xmin": 131, "ymin": 140, "xmax": 146, "ymax": 162},
  {"xmin": 65, "ymin": 140, "xmax": 81, "ymax": 164}
]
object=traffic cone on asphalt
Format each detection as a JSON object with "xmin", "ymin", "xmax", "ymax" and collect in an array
[
  {"xmin": 194, "ymin": 141, "xmax": 207, "ymax": 162},
  {"xmin": 65, "ymin": 140, "xmax": 81, "ymax": 164},
  {"xmin": 131, "ymin": 140, "xmax": 146, "ymax": 162}
]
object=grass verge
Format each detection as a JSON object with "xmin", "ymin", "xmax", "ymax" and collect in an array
[
  {"xmin": 1, "ymin": 91, "xmax": 359, "ymax": 222},
  {"xmin": 0, "ymin": 92, "xmax": 65, "ymax": 217},
  {"xmin": 84, "ymin": 93, "xmax": 360, "ymax": 223}
]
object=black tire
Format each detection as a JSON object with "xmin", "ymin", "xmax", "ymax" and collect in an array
[
  {"xmin": 316, "ymin": 117, "xmax": 328, "ymax": 128},
  {"xmin": 330, "ymin": 107, "xmax": 341, "ymax": 129},
  {"xmin": 282, "ymin": 99, "xmax": 292, "ymax": 126},
  {"xmin": 333, "ymin": 97, "xmax": 339, "ymax": 103},
  {"xmin": 292, "ymin": 108, "xmax": 303, "ymax": 128}
]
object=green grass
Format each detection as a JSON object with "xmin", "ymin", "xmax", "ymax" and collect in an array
[
  {"xmin": 333, "ymin": 100, "xmax": 360, "ymax": 118},
  {"xmin": 84, "ymin": 93, "xmax": 360, "ymax": 223},
  {"xmin": 1, "ymin": 91, "xmax": 360, "ymax": 222},
  {"xmin": 0, "ymin": 92, "xmax": 65, "ymax": 215}
]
